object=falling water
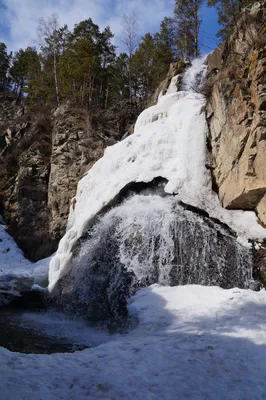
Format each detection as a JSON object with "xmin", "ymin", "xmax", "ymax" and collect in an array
[
  {"xmin": 182, "ymin": 56, "xmax": 208, "ymax": 91},
  {"xmin": 51, "ymin": 57, "xmax": 255, "ymax": 324},
  {"xmin": 56, "ymin": 195, "xmax": 253, "ymax": 323}
]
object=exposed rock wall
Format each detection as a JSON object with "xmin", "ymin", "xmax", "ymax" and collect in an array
[
  {"xmin": 148, "ymin": 61, "xmax": 187, "ymax": 106},
  {"xmin": 48, "ymin": 101, "xmax": 140, "ymax": 241},
  {"xmin": 48, "ymin": 106, "xmax": 106, "ymax": 241},
  {"xmin": 0, "ymin": 95, "xmax": 140, "ymax": 260},
  {"xmin": 0, "ymin": 115, "xmax": 54, "ymax": 261},
  {"xmin": 0, "ymin": 93, "xmax": 24, "ymax": 123},
  {"xmin": 206, "ymin": 1, "xmax": 266, "ymax": 224}
]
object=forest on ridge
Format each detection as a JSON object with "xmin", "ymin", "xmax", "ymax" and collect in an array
[{"xmin": 0, "ymin": 0, "xmax": 257, "ymax": 113}]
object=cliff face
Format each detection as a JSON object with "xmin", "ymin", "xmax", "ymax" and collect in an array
[
  {"xmin": 0, "ymin": 96, "xmax": 139, "ymax": 260},
  {"xmin": 0, "ymin": 112, "xmax": 54, "ymax": 261},
  {"xmin": 48, "ymin": 101, "xmax": 139, "ymax": 242},
  {"xmin": 48, "ymin": 106, "xmax": 105, "ymax": 242},
  {"xmin": 207, "ymin": 1, "xmax": 266, "ymax": 223}
]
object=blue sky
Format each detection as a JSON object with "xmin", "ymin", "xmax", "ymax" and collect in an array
[{"xmin": 0, "ymin": 0, "xmax": 219, "ymax": 54}]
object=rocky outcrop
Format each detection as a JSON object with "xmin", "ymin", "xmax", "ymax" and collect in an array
[
  {"xmin": 206, "ymin": 1, "xmax": 266, "ymax": 223},
  {"xmin": 48, "ymin": 101, "xmax": 140, "ymax": 241},
  {"xmin": 148, "ymin": 61, "xmax": 187, "ymax": 106},
  {"xmin": 0, "ymin": 93, "xmax": 24, "ymax": 123},
  {"xmin": 48, "ymin": 106, "xmax": 106, "ymax": 241},
  {"xmin": 0, "ymin": 115, "xmax": 54, "ymax": 261},
  {"xmin": 0, "ymin": 94, "xmax": 140, "ymax": 260}
]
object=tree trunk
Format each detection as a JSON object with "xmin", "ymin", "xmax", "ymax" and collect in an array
[{"xmin": 53, "ymin": 50, "xmax": 60, "ymax": 106}]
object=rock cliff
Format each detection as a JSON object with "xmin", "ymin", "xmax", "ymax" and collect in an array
[
  {"xmin": 0, "ymin": 97, "xmax": 139, "ymax": 260},
  {"xmin": 48, "ymin": 101, "xmax": 139, "ymax": 242},
  {"xmin": 0, "ymin": 112, "xmax": 54, "ymax": 261},
  {"xmin": 206, "ymin": 1, "xmax": 266, "ymax": 223}
]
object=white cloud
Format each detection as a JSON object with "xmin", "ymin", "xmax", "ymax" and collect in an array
[{"xmin": 1, "ymin": 0, "xmax": 175, "ymax": 53}]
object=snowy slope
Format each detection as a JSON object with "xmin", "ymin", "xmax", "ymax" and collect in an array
[
  {"xmin": 0, "ymin": 225, "xmax": 31, "ymax": 275},
  {"xmin": 1, "ymin": 285, "xmax": 266, "ymax": 400},
  {"xmin": 0, "ymin": 225, "xmax": 50, "ymax": 303},
  {"xmin": 48, "ymin": 57, "xmax": 266, "ymax": 290}
]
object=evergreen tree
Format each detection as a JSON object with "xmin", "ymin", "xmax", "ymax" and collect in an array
[
  {"xmin": 9, "ymin": 47, "xmax": 39, "ymax": 99},
  {"xmin": 131, "ymin": 17, "xmax": 177, "ymax": 101},
  {"xmin": 109, "ymin": 53, "xmax": 130, "ymax": 102},
  {"xmin": 59, "ymin": 19, "xmax": 116, "ymax": 109},
  {"xmin": 98, "ymin": 26, "xmax": 116, "ymax": 108},
  {"xmin": 132, "ymin": 33, "xmax": 155, "ymax": 99},
  {"xmin": 59, "ymin": 35, "xmax": 99, "ymax": 106},
  {"xmin": 174, "ymin": 0, "xmax": 204, "ymax": 60},
  {"xmin": 207, "ymin": 0, "xmax": 257, "ymax": 39},
  {"xmin": 2, "ymin": 13, "xmax": 185, "ymax": 112},
  {"xmin": 0, "ymin": 43, "xmax": 11, "ymax": 92},
  {"xmin": 153, "ymin": 18, "xmax": 175, "ymax": 82},
  {"xmin": 24, "ymin": 51, "xmax": 50, "ymax": 112}
]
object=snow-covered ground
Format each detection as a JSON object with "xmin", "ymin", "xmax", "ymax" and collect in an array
[
  {"xmin": 0, "ymin": 225, "xmax": 50, "ymax": 304},
  {"xmin": 0, "ymin": 225, "xmax": 31, "ymax": 275},
  {"xmin": 1, "ymin": 284, "xmax": 266, "ymax": 400}
]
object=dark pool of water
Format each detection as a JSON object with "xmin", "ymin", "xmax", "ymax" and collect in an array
[{"xmin": 0, "ymin": 307, "xmax": 88, "ymax": 354}]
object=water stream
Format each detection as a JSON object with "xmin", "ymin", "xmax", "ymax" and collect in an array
[{"xmin": 55, "ymin": 195, "xmax": 253, "ymax": 323}]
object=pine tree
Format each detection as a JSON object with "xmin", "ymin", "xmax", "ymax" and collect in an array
[
  {"xmin": 153, "ymin": 18, "xmax": 175, "ymax": 83},
  {"xmin": 109, "ymin": 53, "xmax": 130, "ymax": 103},
  {"xmin": 9, "ymin": 47, "xmax": 39, "ymax": 99},
  {"xmin": 174, "ymin": 0, "xmax": 204, "ymax": 60},
  {"xmin": 207, "ymin": 0, "xmax": 257, "ymax": 39},
  {"xmin": 59, "ymin": 19, "xmax": 116, "ymax": 109},
  {"xmin": 0, "ymin": 43, "xmax": 11, "ymax": 92},
  {"xmin": 132, "ymin": 33, "xmax": 155, "ymax": 100},
  {"xmin": 130, "ymin": 18, "xmax": 176, "ymax": 102},
  {"xmin": 59, "ymin": 36, "xmax": 99, "ymax": 107},
  {"xmin": 25, "ymin": 52, "xmax": 50, "ymax": 113}
]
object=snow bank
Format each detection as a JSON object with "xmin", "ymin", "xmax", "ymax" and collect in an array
[
  {"xmin": 2, "ymin": 284, "xmax": 266, "ymax": 399},
  {"xmin": 129, "ymin": 284, "xmax": 266, "ymax": 338},
  {"xmin": 0, "ymin": 225, "xmax": 50, "ymax": 303},
  {"xmin": 48, "ymin": 57, "xmax": 266, "ymax": 291},
  {"xmin": 0, "ymin": 225, "xmax": 30, "ymax": 275}
]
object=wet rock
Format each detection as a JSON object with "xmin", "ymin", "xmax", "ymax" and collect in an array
[{"xmin": 53, "ymin": 197, "xmax": 253, "ymax": 324}]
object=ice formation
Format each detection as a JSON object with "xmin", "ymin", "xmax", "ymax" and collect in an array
[
  {"xmin": 48, "ymin": 57, "xmax": 266, "ymax": 291},
  {"xmin": 55, "ymin": 194, "xmax": 253, "ymax": 321}
]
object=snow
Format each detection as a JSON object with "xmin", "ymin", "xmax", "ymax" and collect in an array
[
  {"xmin": 13, "ymin": 310, "xmax": 115, "ymax": 349},
  {"xmin": 0, "ymin": 225, "xmax": 50, "ymax": 303},
  {"xmin": 2, "ymin": 57, "xmax": 266, "ymax": 398},
  {"xmin": 0, "ymin": 225, "xmax": 30, "ymax": 275},
  {"xmin": 48, "ymin": 57, "xmax": 266, "ymax": 291},
  {"xmin": 1, "ymin": 284, "xmax": 266, "ymax": 399}
]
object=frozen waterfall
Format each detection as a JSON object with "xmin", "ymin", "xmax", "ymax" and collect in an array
[
  {"xmin": 55, "ymin": 194, "xmax": 252, "ymax": 322},
  {"xmin": 48, "ymin": 57, "xmax": 265, "ymax": 321}
]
